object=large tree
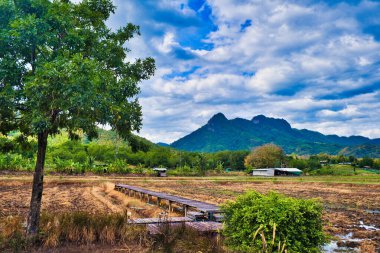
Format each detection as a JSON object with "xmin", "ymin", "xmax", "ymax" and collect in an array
[
  {"xmin": 244, "ymin": 144, "xmax": 285, "ymax": 169},
  {"xmin": 0, "ymin": 0, "xmax": 155, "ymax": 235}
]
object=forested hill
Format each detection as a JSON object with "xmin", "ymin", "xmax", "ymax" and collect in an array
[{"xmin": 170, "ymin": 113, "xmax": 380, "ymax": 157}]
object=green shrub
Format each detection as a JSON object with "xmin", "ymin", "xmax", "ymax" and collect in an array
[
  {"xmin": 0, "ymin": 153, "xmax": 34, "ymax": 171},
  {"xmin": 108, "ymin": 159, "xmax": 131, "ymax": 174},
  {"xmin": 52, "ymin": 158, "xmax": 85, "ymax": 174},
  {"xmin": 309, "ymin": 165, "xmax": 355, "ymax": 176},
  {"xmin": 167, "ymin": 165, "xmax": 201, "ymax": 176},
  {"xmin": 222, "ymin": 191, "xmax": 326, "ymax": 253}
]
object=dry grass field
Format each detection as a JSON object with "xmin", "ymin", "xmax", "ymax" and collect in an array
[{"xmin": 1, "ymin": 174, "xmax": 380, "ymax": 252}]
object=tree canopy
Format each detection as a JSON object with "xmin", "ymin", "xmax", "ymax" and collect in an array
[
  {"xmin": 0, "ymin": 0, "xmax": 155, "ymax": 234},
  {"xmin": 244, "ymin": 143, "xmax": 285, "ymax": 169},
  {"xmin": 0, "ymin": 0, "xmax": 154, "ymax": 139}
]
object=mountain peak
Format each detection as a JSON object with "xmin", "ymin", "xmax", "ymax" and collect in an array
[
  {"xmin": 208, "ymin": 113, "xmax": 228, "ymax": 124},
  {"xmin": 171, "ymin": 113, "xmax": 379, "ymax": 156},
  {"xmin": 251, "ymin": 115, "xmax": 291, "ymax": 129}
]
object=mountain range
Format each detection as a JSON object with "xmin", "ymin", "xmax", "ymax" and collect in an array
[{"xmin": 170, "ymin": 113, "xmax": 380, "ymax": 157}]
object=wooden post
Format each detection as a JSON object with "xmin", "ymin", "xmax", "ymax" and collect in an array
[
  {"xmin": 157, "ymin": 197, "xmax": 161, "ymax": 207},
  {"xmin": 168, "ymin": 201, "xmax": 172, "ymax": 213},
  {"xmin": 183, "ymin": 205, "xmax": 188, "ymax": 217},
  {"xmin": 139, "ymin": 192, "xmax": 143, "ymax": 200},
  {"xmin": 147, "ymin": 194, "xmax": 151, "ymax": 204}
]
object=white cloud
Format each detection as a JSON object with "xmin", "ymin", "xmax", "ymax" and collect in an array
[{"xmin": 103, "ymin": 0, "xmax": 380, "ymax": 143}]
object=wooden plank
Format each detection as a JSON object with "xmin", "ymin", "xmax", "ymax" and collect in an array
[
  {"xmin": 131, "ymin": 216, "xmax": 193, "ymax": 224},
  {"xmin": 147, "ymin": 222, "xmax": 223, "ymax": 234},
  {"xmin": 185, "ymin": 222, "xmax": 223, "ymax": 232}
]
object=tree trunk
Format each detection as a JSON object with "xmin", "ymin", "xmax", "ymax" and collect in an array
[{"xmin": 26, "ymin": 130, "xmax": 49, "ymax": 235}]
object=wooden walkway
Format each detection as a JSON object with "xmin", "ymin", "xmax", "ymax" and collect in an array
[
  {"xmin": 115, "ymin": 184, "xmax": 220, "ymax": 213},
  {"xmin": 131, "ymin": 217, "xmax": 192, "ymax": 224},
  {"xmin": 147, "ymin": 222, "xmax": 222, "ymax": 235}
]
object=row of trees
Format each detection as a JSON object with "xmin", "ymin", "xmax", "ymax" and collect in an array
[
  {"xmin": 0, "ymin": 135, "xmax": 249, "ymax": 172},
  {"xmin": 2, "ymin": 137, "xmax": 380, "ymax": 174}
]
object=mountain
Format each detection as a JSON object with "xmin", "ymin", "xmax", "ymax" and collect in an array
[
  {"xmin": 171, "ymin": 113, "xmax": 380, "ymax": 157},
  {"xmin": 157, "ymin": 142, "xmax": 170, "ymax": 147}
]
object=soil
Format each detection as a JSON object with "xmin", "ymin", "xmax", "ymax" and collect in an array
[
  {"xmin": 0, "ymin": 179, "xmax": 178, "ymax": 220},
  {"xmin": 1, "ymin": 175, "xmax": 379, "ymax": 252}
]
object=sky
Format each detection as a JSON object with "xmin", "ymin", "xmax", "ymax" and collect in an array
[{"xmin": 105, "ymin": 0, "xmax": 380, "ymax": 144}]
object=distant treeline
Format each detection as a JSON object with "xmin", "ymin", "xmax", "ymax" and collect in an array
[{"xmin": 1, "ymin": 134, "xmax": 379, "ymax": 175}]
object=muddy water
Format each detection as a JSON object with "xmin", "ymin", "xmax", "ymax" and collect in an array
[{"xmin": 323, "ymin": 220, "xmax": 379, "ymax": 252}]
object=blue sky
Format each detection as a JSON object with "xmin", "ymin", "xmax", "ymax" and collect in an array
[{"xmin": 105, "ymin": 0, "xmax": 380, "ymax": 143}]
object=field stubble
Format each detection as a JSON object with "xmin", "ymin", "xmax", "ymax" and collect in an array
[{"xmin": 1, "ymin": 175, "xmax": 379, "ymax": 252}]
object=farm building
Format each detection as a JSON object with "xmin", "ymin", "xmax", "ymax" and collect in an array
[
  {"xmin": 251, "ymin": 168, "xmax": 302, "ymax": 177},
  {"xmin": 152, "ymin": 168, "xmax": 167, "ymax": 177}
]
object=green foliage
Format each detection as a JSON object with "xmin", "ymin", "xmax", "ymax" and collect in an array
[
  {"xmin": 1, "ymin": 129, "xmax": 379, "ymax": 175},
  {"xmin": 0, "ymin": 0, "xmax": 155, "ymax": 140},
  {"xmin": 215, "ymin": 160, "xmax": 224, "ymax": 173},
  {"xmin": 0, "ymin": 153, "xmax": 34, "ymax": 171},
  {"xmin": 309, "ymin": 165, "xmax": 354, "ymax": 176},
  {"xmin": 108, "ymin": 159, "xmax": 131, "ymax": 174},
  {"xmin": 52, "ymin": 158, "xmax": 85, "ymax": 174},
  {"xmin": 358, "ymin": 157, "xmax": 374, "ymax": 167},
  {"xmin": 167, "ymin": 165, "xmax": 201, "ymax": 176},
  {"xmin": 222, "ymin": 191, "xmax": 326, "ymax": 253},
  {"xmin": 244, "ymin": 144, "xmax": 286, "ymax": 169}
]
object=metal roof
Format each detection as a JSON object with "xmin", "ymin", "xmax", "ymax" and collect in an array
[
  {"xmin": 153, "ymin": 168, "xmax": 167, "ymax": 171},
  {"xmin": 254, "ymin": 168, "xmax": 302, "ymax": 172},
  {"xmin": 275, "ymin": 168, "xmax": 302, "ymax": 172}
]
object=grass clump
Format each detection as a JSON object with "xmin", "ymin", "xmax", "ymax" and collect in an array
[
  {"xmin": 0, "ymin": 211, "xmax": 148, "ymax": 251},
  {"xmin": 0, "ymin": 212, "xmax": 224, "ymax": 252},
  {"xmin": 151, "ymin": 218, "xmax": 224, "ymax": 253},
  {"xmin": 39, "ymin": 211, "xmax": 146, "ymax": 247}
]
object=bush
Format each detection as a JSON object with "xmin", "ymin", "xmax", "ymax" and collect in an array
[
  {"xmin": 167, "ymin": 165, "xmax": 201, "ymax": 176},
  {"xmin": 108, "ymin": 159, "xmax": 131, "ymax": 174},
  {"xmin": 309, "ymin": 165, "xmax": 355, "ymax": 176},
  {"xmin": 0, "ymin": 153, "xmax": 34, "ymax": 171},
  {"xmin": 222, "ymin": 191, "xmax": 326, "ymax": 253},
  {"xmin": 52, "ymin": 158, "xmax": 85, "ymax": 174}
]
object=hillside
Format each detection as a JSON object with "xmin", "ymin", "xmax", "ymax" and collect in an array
[{"xmin": 171, "ymin": 113, "xmax": 380, "ymax": 157}]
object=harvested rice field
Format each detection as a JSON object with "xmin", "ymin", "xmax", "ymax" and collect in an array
[{"xmin": 1, "ymin": 174, "xmax": 380, "ymax": 252}]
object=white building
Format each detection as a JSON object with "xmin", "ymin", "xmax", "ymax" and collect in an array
[{"xmin": 251, "ymin": 168, "xmax": 302, "ymax": 177}]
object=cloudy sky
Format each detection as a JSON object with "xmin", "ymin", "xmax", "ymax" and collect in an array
[{"xmin": 105, "ymin": 0, "xmax": 380, "ymax": 143}]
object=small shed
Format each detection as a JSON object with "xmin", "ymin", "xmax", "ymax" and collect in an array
[
  {"xmin": 152, "ymin": 168, "xmax": 167, "ymax": 177},
  {"xmin": 252, "ymin": 168, "xmax": 302, "ymax": 177},
  {"xmin": 251, "ymin": 168, "xmax": 275, "ymax": 176}
]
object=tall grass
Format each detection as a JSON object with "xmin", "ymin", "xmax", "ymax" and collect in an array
[
  {"xmin": 0, "ymin": 212, "xmax": 225, "ymax": 252},
  {"xmin": 150, "ymin": 214, "xmax": 224, "ymax": 253},
  {"xmin": 0, "ymin": 212, "xmax": 148, "ymax": 252}
]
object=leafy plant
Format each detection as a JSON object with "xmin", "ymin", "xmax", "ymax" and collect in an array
[{"xmin": 222, "ymin": 191, "xmax": 326, "ymax": 252}]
